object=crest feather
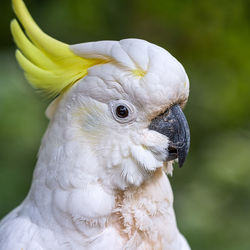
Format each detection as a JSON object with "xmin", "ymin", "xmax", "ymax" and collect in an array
[{"xmin": 11, "ymin": 0, "xmax": 107, "ymax": 96}]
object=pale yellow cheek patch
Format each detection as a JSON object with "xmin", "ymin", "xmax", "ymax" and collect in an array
[
  {"xmin": 73, "ymin": 106, "xmax": 105, "ymax": 135},
  {"xmin": 132, "ymin": 68, "xmax": 146, "ymax": 78}
]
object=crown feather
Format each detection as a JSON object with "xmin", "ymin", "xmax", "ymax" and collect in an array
[{"xmin": 11, "ymin": 0, "xmax": 107, "ymax": 96}]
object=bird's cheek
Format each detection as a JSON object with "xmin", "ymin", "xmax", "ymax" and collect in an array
[{"xmin": 140, "ymin": 130, "xmax": 169, "ymax": 162}]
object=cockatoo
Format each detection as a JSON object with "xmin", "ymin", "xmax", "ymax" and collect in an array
[{"xmin": 0, "ymin": 0, "xmax": 191, "ymax": 249}]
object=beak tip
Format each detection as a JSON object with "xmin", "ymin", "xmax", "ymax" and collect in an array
[
  {"xmin": 178, "ymin": 159, "xmax": 185, "ymax": 168},
  {"xmin": 177, "ymin": 145, "xmax": 190, "ymax": 168}
]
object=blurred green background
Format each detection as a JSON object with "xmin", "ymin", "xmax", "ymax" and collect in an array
[{"xmin": 0, "ymin": 0, "xmax": 250, "ymax": 249}]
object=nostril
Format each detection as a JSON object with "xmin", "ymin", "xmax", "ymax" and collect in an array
[
  {"xmin": 168, "ymin": 146, "xmax": 178, "ymax": 155},
  {"xmin": 166, "ymin": 145, "xmax": 178, "ymax": 161}
]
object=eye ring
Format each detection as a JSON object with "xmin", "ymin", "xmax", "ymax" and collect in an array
[{"xmin": 109, "ymin": 100, "xmax": 136, "ymax": 123}]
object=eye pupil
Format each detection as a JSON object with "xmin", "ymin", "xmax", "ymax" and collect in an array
[{"xmin": 116, "ymin": 105, "xmax": 129, "ymax": 118}]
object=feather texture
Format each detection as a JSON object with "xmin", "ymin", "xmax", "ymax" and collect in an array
[{"xmin": 11, "ymin": 0, "xmax": 108, "ymax": 96}]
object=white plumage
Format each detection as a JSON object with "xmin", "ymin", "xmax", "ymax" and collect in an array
[{"xmin": 0, "ymin": 1, "xmax": 191, "ymax": 249}]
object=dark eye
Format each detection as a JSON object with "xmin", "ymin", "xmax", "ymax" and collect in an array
[
  {"xmin": 109, "ymin": 100, "xmax": 136, "ymax": 124},
  {"xmin": 116, "ymin": 105, "xmax": 129, "ymax": 118}
]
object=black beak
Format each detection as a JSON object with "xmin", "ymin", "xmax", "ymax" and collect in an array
[{"xmin": 148, "ymin": 104, "xmax": 190, "ymax": 167}]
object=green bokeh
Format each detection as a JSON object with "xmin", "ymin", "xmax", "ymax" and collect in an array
[{"xmin": 0, "ymin": 0, "xmax": 249, "ymax": 249}]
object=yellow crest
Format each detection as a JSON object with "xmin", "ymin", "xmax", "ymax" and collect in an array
[{"xmin": 11, "ymin": 0, "xmax": 107, "ymax": 96}]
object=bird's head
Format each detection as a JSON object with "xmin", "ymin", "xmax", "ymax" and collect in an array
[{"xmin": 11, "ymin": 0, "xmax": 190, "ymax": 189}]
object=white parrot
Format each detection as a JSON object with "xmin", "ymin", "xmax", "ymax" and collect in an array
[{"xmin": 0, "ymin": 0, "xmax": 191, "ymax": 249}]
